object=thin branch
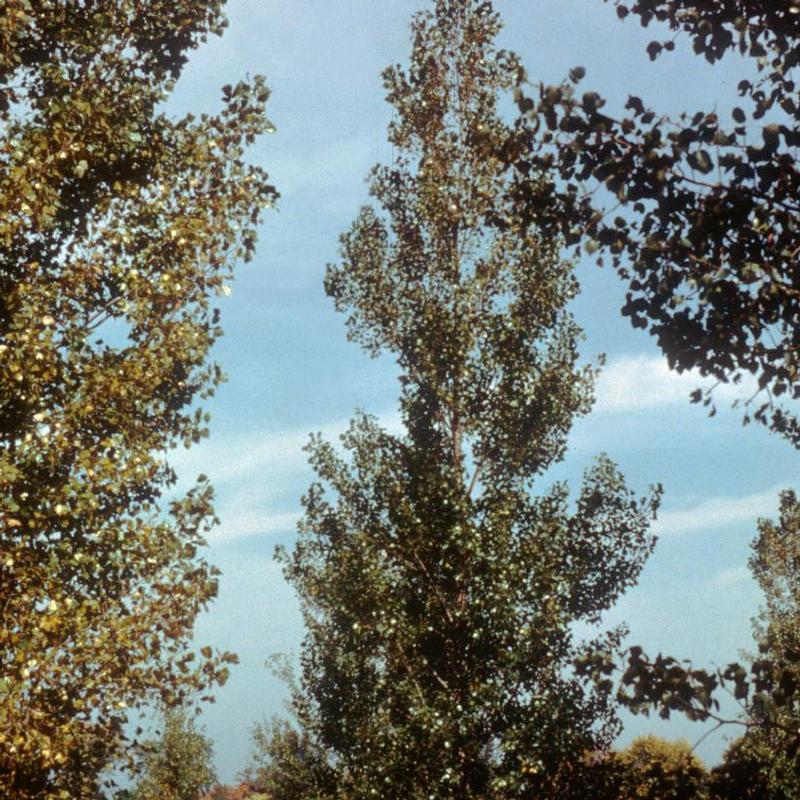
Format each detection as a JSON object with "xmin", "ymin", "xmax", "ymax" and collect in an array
[
  {"xmin": 690, "ymin": 720, "xmax": 725, "ymax": 755},
  {"xmin": 467, "ymin": 462, "xmax": 481, "ymax": 497}
]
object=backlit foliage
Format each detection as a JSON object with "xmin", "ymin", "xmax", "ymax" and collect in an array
[{"xmin": 0, "ymin": 2, "xmax": 276, "ymax": 797}]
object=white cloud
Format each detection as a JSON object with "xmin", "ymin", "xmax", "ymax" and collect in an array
[
  {"xmin": 595, "ymin": 354, "xmax": 757, "ymax": 414},
  {"xmin": 171, "ymin": 410, "xmax": 403, "ymax": 488},
  {"xmin": 211, "ymin": 509, "xmax": 301, "ymax": 543},
  {"xmin": 171, "ymin": 427, "xmax": 318, "ymax": 487},
  {"xmin": 711, "ymin": 565, "xmax": 752, "ymax": 589},
  {"xmin": 172, "ymin": 409, "xmax": 404, "ymax": 544},
  {"xmin": 653, "ymin": 484, "xmax": 788, "ymax": 538}
]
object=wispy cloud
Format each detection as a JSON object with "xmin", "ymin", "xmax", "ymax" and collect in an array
[
  {"xmin": 179, "ymin": 355, "xmax": 752, "ymax": 498},
  {"xmin": 653, "ymin": 484, "xmax": 789, "ymax": 538},
  {"xmin": 212, "ymin": 509, "xmax": 301, "ymax": 543},
  {"xmin": 173, "ymin": 357, "xmax": 786, "ymax": 544},
  {"xmin": 595, "ymin": 354, "xmax": 757, "ymax": 414},
  {"xmin": 171, "ymin": 410, "xmax": 402, "ymax": 488},
  {"xmin": 171, "ymin": 427, "xmax": 320, "ymax": 487},
  {"xmin": 711, "ymin": 565, "xmax": 752, "ymax": 589},
  {"xmin": 172, "ymin": 410, "xmax": 404, "ymax": 544}
]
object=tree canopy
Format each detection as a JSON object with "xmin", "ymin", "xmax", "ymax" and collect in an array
[
  {"xmin": 131, "ymin": 710, "xmax": 217, "ymax": 800},
  {"xmin": 617, "ymin": 735, "xmax": 708, "ymax": 800},
  {"xmin": 709, "ymin": 728, "xmax": 800, "ymax": 800},
  {"xmin": 0, "ymin": 2, "xmax": 275, "ymax": 797},
  {"xmin": 278, "ymin": 2, "xmax": 659, "ymax": 798},
  {"xmin": 513, "ymin": 0, "xmax": 800, "ymax": 443}
]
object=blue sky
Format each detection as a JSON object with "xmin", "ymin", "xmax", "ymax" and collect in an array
[{"xmin": 158, "ymin": 0, "xmax": 800, "ymax": 781}]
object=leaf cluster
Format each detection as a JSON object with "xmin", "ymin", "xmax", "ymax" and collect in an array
[
  {"xmin": 612, "ymin": 492, "xmax": 800, "ymax": 781},
  {"xmin": 511, "ymin": 0, "xmax": 800, "ymax": 442},
  {"xmin": 0, "ymin": 2, "xmax": 276, "ymax": 797}
]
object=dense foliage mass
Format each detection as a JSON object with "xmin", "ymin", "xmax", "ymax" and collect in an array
[
  {"xmin": 0, "ymin": 2, "xmax": 275, "ymax": 797},
  {"xmin": 278, "ymin": 2, "xmax": 659, "ymax": 798},
  {"xmin": 709, "ymin": 730, "xmax": 800, "ymax": 800},
  {"xmin": 616, "ymin": 736, "xmax": 707, "ymax": 800},
  {"xmin": 513, "ymin": 0, "xmax": 800, "ymax": 443},
  {"xmin": 131, "ymin": 710, "xmax": 217, "ymax": 800}
]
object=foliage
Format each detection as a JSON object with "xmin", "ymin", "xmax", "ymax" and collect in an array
[
  {"xmin": 244, "ymin": 718, "xmax": 334, "ymax": 800},
  {"xmin": 512, "ymin": 1, "xmax": 800, "ymax": 443},
  {"xmin": 131, "ymin": 710, "xmax": 216, "ymax": 800},
  {"xmin": 709, "ymin": 730, "xmax": 800, "ymax": 800},
  {"xmin": 616, "ymin": 735, "xmax": 707, "ymax": 800},
  {"xmin": 751, "ymin": 489, "xmax": 800, "ymax": 671},
  {"xmin": 490, "ymin": 0, "xmax": 800, "ymax": 766},
  {"xmin": 607, "ymin": 492, "xmax": 800, "ymax": 777},
  {"xmin": 278, "ymin": 2, "xmax": 659, "ymax": 798},
  {"xmin": 0, "ymin": 2, "xmax": 276, "ymax": 797}
]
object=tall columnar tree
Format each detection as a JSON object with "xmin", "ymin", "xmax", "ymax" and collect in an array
[
  {"xmin": 279, "ymin": 2, "xmax": 659, "ymax": 798},
  {"xmin": 744, "ymin": 490, "xmax": 800, "ymax": 775},
  {"xmin": 0, "ymin": 2, "xmax": 276, "ymax": 798},
  {"xmin": 751, "ymin": 490, "xmax": 800, "ymax": 670}
]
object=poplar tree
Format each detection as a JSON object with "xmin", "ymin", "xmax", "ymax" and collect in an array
[
  {"xmin": 279, "ymin": 2, "xmax": 659, "ymax": 798},
  {"xmin": 0, "ymin": 2, "xmax": 276, "ymax": 798},
  {"xmin": 131, "ymin": 710, "xmax": 216, "ymax": 800}
]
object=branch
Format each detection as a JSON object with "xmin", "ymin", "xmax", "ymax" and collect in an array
[{"xmin": 467, "ymin": 463, "xmax": 481, "ymax": 497}]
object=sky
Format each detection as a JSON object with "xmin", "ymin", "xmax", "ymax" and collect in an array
[{"xmin": 154, "ymin": 0, "xmax": 800, "ymax": 781}]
